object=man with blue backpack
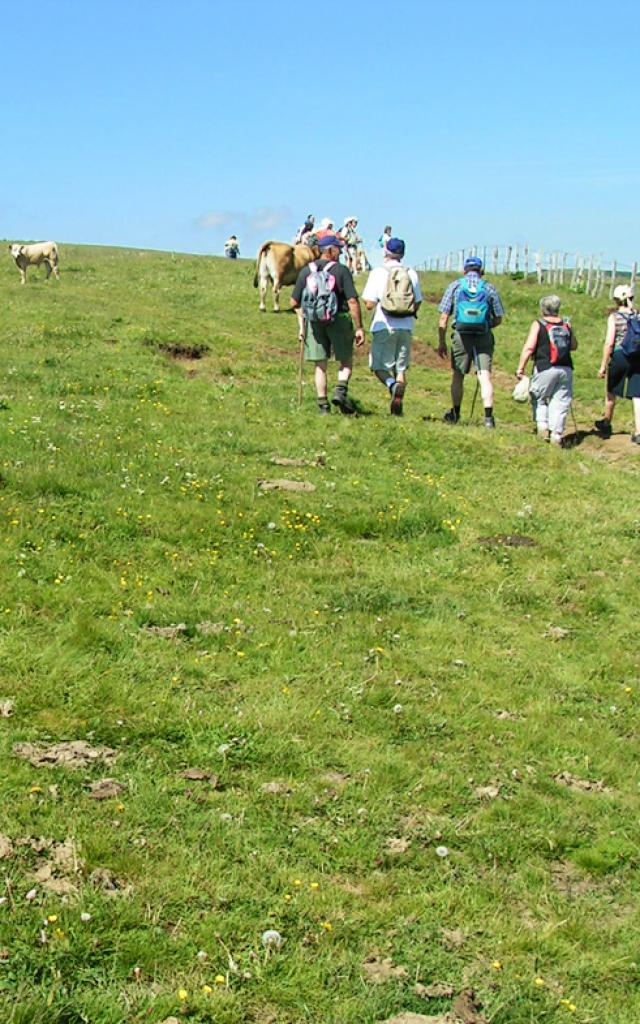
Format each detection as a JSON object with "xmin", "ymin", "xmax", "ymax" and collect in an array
[
  {"xmin": 437, "ymin": 256, "xmax": 505, "ymax": 427},
  {"xmin": 291, "ymin": 235, "xmax": 365, "ymax": 414}
]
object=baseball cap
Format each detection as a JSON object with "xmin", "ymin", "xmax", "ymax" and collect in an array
[
  {"xmin": 386, "ymin": 238, "xmax": 405, "ymax": 256},
  {"xmin": 318, "ymin": 234, "xmax": 344, "ymax": 249},
  {"xmin": 614, "ymin": 284, "xmax": 634, "ymax": 301},
  {"xmin": 464, "ymin": 256, "xmax": 483, "ymax": 271}
]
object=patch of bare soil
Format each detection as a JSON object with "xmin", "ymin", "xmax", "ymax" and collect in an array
[
  {"xmin": 257, "ymin": 478, "xmax": 315, "ymax": 493},
  {"xmin": 271, "ymin": 455, "xmax": 326, "ymax": 467},
  {"xmin": 478, "ymin": 534, "xmax": 536, "ymax": 549},
  {"xmin": 13, "ymin": 740, "xmax": 116, "ymax": 769},
  {"xmin": 87, "ymin": 778, "xmax": 126, "ymax": 800},
  {"xmin": 363, "ymin": 955, "xmax": 409, "ymax": 984},
  {"xmin": 553, "ymin": 771, "xmax": 610, "ymax": 794},
  {"xmin": 550, "ymin": 860, "xmax": 599, "ymax": 897},
  {"xmin": 143, "ymin": 339, "xmax": 209, "ymax": 359}
]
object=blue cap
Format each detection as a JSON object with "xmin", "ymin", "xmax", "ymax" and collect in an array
[
  {"xmin": 318, "ymin": 234, "xmax": 344, "ymax": 249},
  {"xmin": 386, "ymin": 238, "xmax": 405, "ymax": 256},
  {"xmin": 464, "ymin": 256, "xmax": 483, "ymax": 271}
]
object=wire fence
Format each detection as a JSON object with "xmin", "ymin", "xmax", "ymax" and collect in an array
[{"xmin": 419, "ymin": 245, "xmax": 638, "ymax": 298}]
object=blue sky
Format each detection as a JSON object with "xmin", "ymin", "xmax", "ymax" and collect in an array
[{"xmin": 3, "ymin": 0, "xmax": 636, "ymax": 265}]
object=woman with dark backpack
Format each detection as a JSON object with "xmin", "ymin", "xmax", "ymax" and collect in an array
[
  {"xmin": 516, "ymin": 294, "xmax": 577, "ymax": 446},
  {"xmin": 596, "ymin": 285, "xmax": 640, "ymax": 444}
]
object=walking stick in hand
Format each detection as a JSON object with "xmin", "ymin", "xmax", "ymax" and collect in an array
[{"xmin": 297, "ymin": 315, "xmax": 306, "ymax": 407}]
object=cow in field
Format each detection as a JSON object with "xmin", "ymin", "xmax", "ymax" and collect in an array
[
  {"xmin": 9, "ymin": 241, "xmax": 60, "ymax": 284},
  {"xmin": 254, "ymin": 241, "xmax": 319, "ymax": 312}
]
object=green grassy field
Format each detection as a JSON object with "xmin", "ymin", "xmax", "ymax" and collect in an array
[{"xmin": 0, "ymin": 243, "xmax": 638, "ymax": 1024}]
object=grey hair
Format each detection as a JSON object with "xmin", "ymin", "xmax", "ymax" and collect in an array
[{"xmin": 540, "ymin": 294, "xmax": 561, "ymax": 316}]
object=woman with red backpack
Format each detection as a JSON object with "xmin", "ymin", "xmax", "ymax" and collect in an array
[
  {"xmin": 595, "ymin": 285, "xmax": 640, "ymax": 444},
  {"xmin": 516, "ymin": 294, "xmax": 578, "ymax": 446}
]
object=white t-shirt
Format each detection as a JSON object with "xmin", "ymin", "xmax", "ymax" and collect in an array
[{"xmin": 362, "ymin": 261, "xmax": 422, "ymax": 332}]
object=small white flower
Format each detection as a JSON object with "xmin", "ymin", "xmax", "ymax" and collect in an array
[
  {"xmin": 261, "ymin": 929, "xmax": 283, "ymax": 949},
  {"xmin": 393, "ymin": 703, "xmax": 403, "ymax": 714},
  {"xmin": 25, "ymin": 888, "xmax": 37, "ymax": 901},
  {"xmin": 196, "ymin": 949, "xmax": 208, "ymax": 961},
  {"xmin": 80, "ymin": 912, "xmax": 92, "ymax": 922},
  {"xmin": 267, "ymin": 522, "xmax": 276, "ymax": 530},
  {"xmin": 435, "ymin": 846, "xmax": 450, "ymax": 858}
]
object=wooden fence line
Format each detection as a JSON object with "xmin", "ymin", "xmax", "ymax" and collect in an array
[{"xmin": 420, "ymin": 246, "xmax": 638, "ymax": 298}]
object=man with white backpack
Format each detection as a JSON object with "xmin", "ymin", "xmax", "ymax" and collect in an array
[
  {"xmin": 437, "ymin": 255, "xmax": 504, "ymax": 427},
  {"xmin": 362, "ymin": 238, "xmax": 422, "ymax": 415}
]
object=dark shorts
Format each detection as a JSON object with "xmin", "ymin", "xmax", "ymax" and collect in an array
[
  {"xmin": 305, "ymin": 314, "xmax": 354, "ymax": 363},
  {"xmin": 450, "ymin": 330, "xmax": 494, "ymax": 374},
  {"xmin": 608, "ymin": 347, "xmax": 640, "ymax": 399}
]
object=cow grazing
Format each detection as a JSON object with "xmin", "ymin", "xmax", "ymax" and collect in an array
[
  {"xmin": 254, "ymin": 241, "xmax": 319, "ymax": 312},
  {"xmin": 9, "ymin": 241, "xmax": 60, "ymax": 284}
]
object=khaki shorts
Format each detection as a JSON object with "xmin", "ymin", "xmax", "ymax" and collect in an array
[
  {"xmin": 305, "ymin": 314, "xmax": 354, "ymax": 363},
  {"xmin": 450, "ymin": 330, "xmax": 494, "ymax": 374},
  {"xmin": 369, "ymin": 328, "xmax": 412, "ymax": 373}
]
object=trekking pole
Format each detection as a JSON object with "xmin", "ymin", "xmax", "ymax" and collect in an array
[{"xmin": 298, "ymin": 331, "xmax": 305, "ymax": 407}]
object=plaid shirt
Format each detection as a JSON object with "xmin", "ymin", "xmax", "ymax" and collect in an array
[{"xmin": 439, "ymin": 275, "xmax": 505, "ymax": 321}]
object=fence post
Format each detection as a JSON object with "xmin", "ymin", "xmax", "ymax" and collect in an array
[
  {"xmin": 492, "ymin": 246, "xmax": 498, "ymax": 275},
  {"xmin": 459, "ymin": 249, "xmax": 465, "ymax": 272},
  {"xmin": 586, "ymin": 254, "xmax": 594, "ymax": 295},
  {"xmin": 570, "ymin": 253, "xmax": 579, "ymax": 290},
  {"xmin": 504, "ymin": 245, "xmax": 512, "ymax": 274},
  {"xmin": 632, "ymin": 261, "xmax": 638, "ymax": 291},
  {"xmin": 560, "ymin": 252, "xmax": 566, "ymax": 286},
  {"xmin": 523, "ymin": 244, "xmax": 529, "ymax": 279},
  {"xmin": 535, "ymin": 250, "xmax": 543, "ymax": 284},
  {"xmin": 482, "ymin": 246, "xmax": 487, "ymax": 269},
  {"xmin": 608, "ymin": 260, "xmax": 617, "ymax": 299},
  {"xmin": 514, "ymin": 244, "xmax": 520, "ymax": 274}
]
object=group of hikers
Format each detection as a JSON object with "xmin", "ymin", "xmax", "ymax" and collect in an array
[
  {"xmin": 294, "ymin": 214, "xmax": 395, "ymax": 276},
  {"xmin": 288, "ymin": 236, "xmax": 640, "ymax": 445}
]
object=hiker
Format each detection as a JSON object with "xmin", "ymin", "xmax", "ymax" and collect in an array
[
  {"xmin": 595, "ymin": 285, "xmax": 640, "ymax": 444},
  {"xmin": 362, "ymin": 238, "xmax": 422, "ymax": 415},
  {"xmin": 295, "ymin": 215, "xmax": 315, "ymax": 245},
  {"xmin": 315, "ymin": 218, "xmax": 335, "ymax": 242},
  {"xmin": 291, "ymin": 234, "xmax": 365, "ymax": 414},
  {"xmin": 224, "ymin": 235, "xmax": 240, "ymax": 259},
  {"xmin": 340, "ymin": 217, "xmax": 361, "ymax": 275},
  {"xmin": 378, "ymin": 226, "xmax": 392, "ymax": 253},
  {"xmin": 516, "ymin": 294, "xmax": 577, "ymax": 446},
  {"xmin": 437, "ymin": 256, "xmax": 504, "ymax": 428}
]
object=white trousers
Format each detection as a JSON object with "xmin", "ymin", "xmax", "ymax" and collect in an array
[{"xmin": 530, "ymin": 366, "xmax": 573, "ymax": 439}]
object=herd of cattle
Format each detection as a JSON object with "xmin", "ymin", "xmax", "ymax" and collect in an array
[{"xmin": 7, "ymin": 238, "xmax": 329, "ymax": 312}]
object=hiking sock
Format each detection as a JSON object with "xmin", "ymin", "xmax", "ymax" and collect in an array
[{"xmin": 484, "ymin": 406, "xmax": 493, "ymax": 418}]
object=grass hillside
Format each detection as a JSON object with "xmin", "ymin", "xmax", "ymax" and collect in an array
[{"xmin": 0, "ymin": 243, "xmax": 638, "ymax": 1024}]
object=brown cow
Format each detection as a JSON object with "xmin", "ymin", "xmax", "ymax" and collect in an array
[{"xmin": 254, "ymin": 241, "xmax": 319, "ymax": 312}]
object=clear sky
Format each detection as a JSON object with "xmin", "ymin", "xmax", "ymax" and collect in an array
[{"xmin": 3, "ymin": 0, "xmax": 636, "ymax": 266}]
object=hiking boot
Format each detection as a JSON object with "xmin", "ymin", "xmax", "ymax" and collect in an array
[
  {"xmin": 631, "ymin": 433, "xmax": 640, "ymax": 445},
  {"xmin": 390, "ymin": 381, "xmax": 405, "ymax": 416},
  {"xmin": 550, "ymin": 434, "xmax": 564, "ymax": 447},
  {"xmin": 332, "ymin": 386, "xmax": 355, "ymax": 415},
  {"xmin": 318, "ymin": 402, "xmax": 331, "ymax": 415},
  {"xmin": 483, "ymin": 414, "xmax": 496, "ymax": 429},
  {"xmin": 595, "ymin": 418, "xmax": 612, "ymax": 438},
  {"xmin": 443, "ymin": 408, "xmax": 460, "ymax": 424}
]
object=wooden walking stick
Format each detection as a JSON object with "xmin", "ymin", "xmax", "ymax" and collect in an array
[{"xmin": 297, "ymin": 314, "xmax": 306, "ymax": 407}]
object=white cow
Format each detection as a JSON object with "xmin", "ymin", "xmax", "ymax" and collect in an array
[{"xmin": 9, "ymin": 242, "xmax": 60, "ymax": 284}]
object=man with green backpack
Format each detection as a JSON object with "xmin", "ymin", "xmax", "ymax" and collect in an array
[
  {"xmin": 437, "ymin": 256, "xmax": 504, "ymax": 427},
  {"xmin": 362, "ymin": 238, "xmax": 422, "ymax": 415}
]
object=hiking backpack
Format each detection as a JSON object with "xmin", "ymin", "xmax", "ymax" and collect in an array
[
  {"xmin": 380, "ymin": 266, "xmax": 416, "ymax": 318},
  {"xmin": 301, "ymin": 261, "xmax": 339, "ymax": 323},
  {"xmin": 540, "ymin": 318, "xmax": 572, "ymax": 364},
  {"xmin": 455, "ymin": 276, "xmax": 490, "ymax": 333},
  {"xmin": 620, "ymin": 312, "xmax": 640, "ymax": 357}
]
